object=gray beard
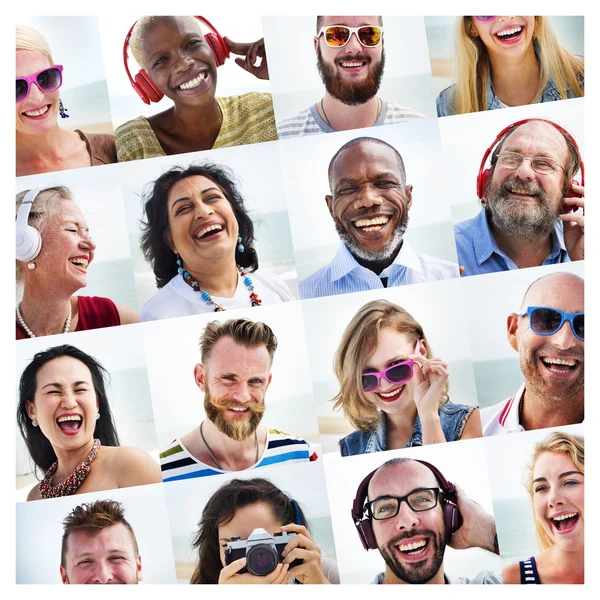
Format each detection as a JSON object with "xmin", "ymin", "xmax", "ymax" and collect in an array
[{"xmin": 485, "ymin": 176, "xmax": 562, "ymax": 242}]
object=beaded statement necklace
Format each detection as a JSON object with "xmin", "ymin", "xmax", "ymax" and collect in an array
[
  {"xmin": 39, "ymin": 438, "xmax": 101, "ymax": 498},
  {"xmin": 16, "ymin": 300, "xmax": 72, "ymax": 338},
  {"xmin": 177, "ymin": 258, "xmax": 261, "ymax": 312}
]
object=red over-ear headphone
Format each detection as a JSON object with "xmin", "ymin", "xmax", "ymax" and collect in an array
[
  {"xmin": 123, "ymin": 16, "xmax": 230, "ymax": 105},
  {"xmin": 351, "ymin": 459, "xmax": 463, "ymax": 551},
  {"xmin": 476, "ymin": 118, "xmax": 585, "ymax": 201}
]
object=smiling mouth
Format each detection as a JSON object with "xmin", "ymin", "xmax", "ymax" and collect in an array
[
  {"xmin": 353, "ymin": 216, "xmax": 389, "ymax": 232},
  {"xmin": 377, "ymin": 386, "xmax": 405, "ymax": 402},
  {"xmin": 194, "ymin": 224, "xmax": 224, "ymax": 240},
  {"xmin": 540, "ymin": 357, "xmax": 579, "ymax": 373},
  {"xmin": 56, "ymin": 415, "xmax": 82, "ymax": 433},
  {"xmin": 23, "ymin": 105, "xmax": 50, "ymax": 118},
  {"xmin": 551, "ymin": 512, "xmax": 579, "ymax": 532},
  {"xmin": 395, "ymin": 538, "xmax": 430, "ymax": 560},
  {"xmin": 495, "ymin": 26, "xmax": 523, "ymax": 41},
  {"xmin": 178, "ymin": 72, "xmax": 207, "ymax": 91},
  {"xmin": 69, "ymin": 257, "xmax": 89, "ymax": 271},
  {"xmin": 338, "ymin": 59, "xmax": 368, "ymax": 69}
]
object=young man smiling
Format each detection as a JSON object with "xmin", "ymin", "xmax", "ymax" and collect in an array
[
  {"xmin": 300, "ymin": 137, "xmax": 459, "ymax": 299},
  {"xmin": 277, "ymin": 16, "xmax": 425, "ymax": 138},
  {"xmin": 159, "ymin": 318, "xmax": 317, "ymax": 481},
  {"xmin": 481, "ymin": 271, "xmax": 584, "ymax": 435}
]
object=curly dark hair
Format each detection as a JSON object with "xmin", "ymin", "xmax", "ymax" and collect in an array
[
  {"xmin": 139, "ymin": 163, "xmax": 259, "ymax": 289},
  {"xmin": 17, "ymin": 345, "xmax": 120, "ymax": 475},
  {"xmin": 190, "ymin": 478, "xmax": 307, "ymax": 584}
]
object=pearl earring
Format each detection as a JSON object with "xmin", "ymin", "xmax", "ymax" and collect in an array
[
  {"xmin": 32, "ymin": 419, "xmax": 38, "ymax": 427},
  {"xmin": 96, "ymin": 413, "xmax": 100, "ymax": 420},
  {"xmin": 27, "ymin": 262, "xmax": 36, "ymax": 270}
]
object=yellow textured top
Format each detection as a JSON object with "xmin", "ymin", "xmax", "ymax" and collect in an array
[{"xmin": 114, "ymin": 92, "xmax": 277, "ymax": 162}]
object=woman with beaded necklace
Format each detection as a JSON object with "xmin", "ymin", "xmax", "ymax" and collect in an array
[
  {"xmin": 17, "ymin": 345, "xmax": 161, "ymax": 501},
  {"xmin": 139, "ymin": 162, "xmax": 294, "ymax": 321},
  {"xmin": 15, "ymin": 186, "xmax": 139, "ymax": 340}
]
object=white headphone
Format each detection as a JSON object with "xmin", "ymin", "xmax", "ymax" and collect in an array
[{"xmin": 16, "ymin": 188, "xmax": 43, "ymax": 262}]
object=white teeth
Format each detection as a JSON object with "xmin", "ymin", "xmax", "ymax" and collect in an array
[
  {"xmin": 229, "ymin": 408, "xmax": 248, "ymax": 412},
  {"xmin": 340, "ymin": 61, "xmax": 364, "ymax": 68},
  {"xmin": 399, "ymin": 540, "xmax": 427, "ymax": 552},
  {"xmin": 379, "ymin": 387, "xmax": 403, "ymax": 398},
  {"xmin": 552, "ymin": 512, "xmax": 577, "ymax": 521},
  {"xmin": 23, "ymin": 106, "xmax": 49, "ymax": 117},
  {"xmin": 543, "ymin": 358, "xmax": 576, "ymax": 366},
  {"xmin": 179, "ymin": 72, "xmax": 207, "ymax": 90},
  {"xmin": 510, "ymin": 188, "xmax": 534, "ymax": 195},
  {"xmin": 57, "ymin": 415, "xmax": 82, "ymax": 423},
  {"xmin": 70, "ymin": 258, "xmax": 89, "ymax": 268},
  {"xmin": 195, "ymin": 224, "xmax": 223, "ymax": 239},
  {"xmin": 497, "ymin": 26, "xmax": 522, "ymax": 37},
  {"xmin": 354, "ymin": 216, "xmax": 389, "ymax": 228}
]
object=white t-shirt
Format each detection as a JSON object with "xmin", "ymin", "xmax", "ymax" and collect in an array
[
  {"xmin": 141, "ymin": 268, "xmax": 295, "ymax": 321},
  {"xmin": 480, "ymin": 384, "xmax": 526, "ymax": 436}
]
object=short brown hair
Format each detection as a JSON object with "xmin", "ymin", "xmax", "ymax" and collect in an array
[
  {"xmin": 200, "ymin": 318, "xmax": 278, "ymax": 365},
  {"xmin": 61, "ymin": 500, "xmax": 139, "ymax": 568}
]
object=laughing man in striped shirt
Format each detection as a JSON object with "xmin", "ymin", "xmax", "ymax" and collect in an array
[
  {"xmin": 300, "ymin": 137, "xmax": 459, "ymax": 300},
  {"xmin": 160, "ymin": 318, "xmax": 317, "ymax": 482}
]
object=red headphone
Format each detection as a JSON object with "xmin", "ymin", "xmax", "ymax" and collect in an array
[
  {"xmin": 351, "ymin": 459, "xmax": 463, "ymax": 551},
  {"xmin": 123, "ymin": 16, "xmax": 230, "ymax": 105},
  {"xmin": 476, "ymin": 118, "xmax": 585, "ymax": 200}
]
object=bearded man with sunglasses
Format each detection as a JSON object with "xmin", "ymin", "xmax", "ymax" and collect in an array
[
  {"xmin": 455, "ymin": 119, "xmax": 585, "ymax": 276},
  {"xmin": 481, "ymin": 271, "xmax": 584, "ymax": 435},
  {"xmin": 277, "ymin": 16, "xmax": 425, "ymax": 138}
]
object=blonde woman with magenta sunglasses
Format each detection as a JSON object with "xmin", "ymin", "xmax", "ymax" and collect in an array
[
  {"xmin": 332, "ymin": 300, "xmax": 482, "ymax": 456},
  {"xmin": 436, "ymin": 16, "xmax": 584, "ymax": 117}
]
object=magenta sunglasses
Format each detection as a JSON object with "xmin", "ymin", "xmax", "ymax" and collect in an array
[
  {"xmin": 16, "ymin": 65, "xmax": 63, "ymax": 103},
  {"xmin": 361, "ymin": 341, "xmax": 421, "ymax": 392}
]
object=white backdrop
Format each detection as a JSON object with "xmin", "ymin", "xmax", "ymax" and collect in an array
[
  {"xmin": 323, "ymin": 437, "xmax": 501, "ymax": 584},
  {"xmin": 16, "ymin": 483, "xmax": 176, "ymax": 584}
]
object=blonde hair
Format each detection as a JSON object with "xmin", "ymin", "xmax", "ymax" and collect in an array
[
  {"xmin": 452, "ymin": 17, "xmax": 584, "ymax": 115},
  {"xmin": 15, "ymin": 187, "xmax": 73, "ymax": 282},
  {"xmin": 129, "ymin": 16, "xmax": 202, "ymax": 69},
  {"xmin": 332, "ymin": 300, "xmax": 449, "ymax": 432},
  {"xmin": 524, "ymin": 432, "xmax": 584, "ymax": 551},
  {"xmin": 16, "ymin": 24, "xmax": 54, "ymax": 64}
]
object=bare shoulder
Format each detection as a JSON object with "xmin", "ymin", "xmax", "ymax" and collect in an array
[
  {"xmin": 460, "ymin": 408, "xmax": 483, "ymax": 440},
  {"xmin": 502, "ymin": 562, "xmax": 521, "ymax": 584},
  {"xmin": 108, "ymin": 446, "xmax": 162, "ymax": 487},
  {"xmin": 26, "ymin": 484, "xmax": 42, "ymax": 502},
  {"xmin": 114, "ymin": 302, "xmax": 140, "ymax": 325}
]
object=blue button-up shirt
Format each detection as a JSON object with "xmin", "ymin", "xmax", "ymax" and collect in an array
[
  {"xmin": 299, "ymin": 241, "xmax": 459, "ymax": 300},
  {"xmin": 454, "ymin": 208, "xmax": 570, "ymax": 277}
]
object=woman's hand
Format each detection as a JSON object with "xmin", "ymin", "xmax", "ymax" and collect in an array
[
  {"xmin": 561, "ymin": 182, "xmax": 584, "ymax": 261},
  {"xmin": 410, "ymin": 354, "xmax": 449, "ymax": 418},
  {"xmin": 280, "ymin": 523, "xmax": 330, "ymax": 584},
  {"xmin": 218, "ymin": 557, "xmax": 290, "ymax": 585},
  {"xmin": 224, "ymin": 37, "xmax": 269, "ymax": 80}
]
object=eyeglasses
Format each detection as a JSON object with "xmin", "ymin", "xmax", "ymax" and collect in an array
[
  {"xmin": 473, "ymin": 16, "xmax": 497, "ymax": 22},
  {"xmin": 367, "ymin": 488, "xmax": 441, "ymax": 520},
  {"xmin": 361, "ymin": 341, "xmax": 419, "ymax": 392},
  {"xmin": 519, "ymin": 306, "xmax": 584, "ymax": 342},
  {"xmin": 497, "ymin": 151, "xmax": 566, "ymax": 176},
  {"xmin": 318, "ymin": 25, "xmax": 383, "ymax": 48},
  {"xmin": 16, "ymin": 65, "xmax": 63, "ymax": 103}
]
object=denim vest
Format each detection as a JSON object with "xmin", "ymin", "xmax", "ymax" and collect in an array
[{"xmin": 338, "ymin": 402, "xmax": 475, "ymax": 457}]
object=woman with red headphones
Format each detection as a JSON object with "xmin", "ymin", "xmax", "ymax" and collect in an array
[{"xmin": 116, "ymin": 16, "xmax": 277, "ymax": 161}]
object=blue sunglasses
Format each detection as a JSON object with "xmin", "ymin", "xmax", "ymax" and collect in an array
[{"xmin": 518, "ymin": 306, "xmax": 584, "ymax": 341}]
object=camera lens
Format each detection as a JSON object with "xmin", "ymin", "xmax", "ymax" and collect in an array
[{"xmin": 246, "ymin": 545, "xmax": 278, "ymax": 576}]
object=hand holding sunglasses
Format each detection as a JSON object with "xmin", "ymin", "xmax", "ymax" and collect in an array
[
  {"xmin": 410, "ymin": 352, "xmax": 450, "ymax": 419},
  {"xmin": 16, "ymin": 65, "xmax": 63, "ymax": 103}
]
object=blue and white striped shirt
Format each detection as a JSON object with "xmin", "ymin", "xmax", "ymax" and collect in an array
[
  {"xmin": 299, "ymin": 242, "xmax": 459, "ymax": 300},
  {"xmin": 276, "ymin": 99, "xmax": 426, "ymax": 139},
  {"xmin": 160, "ymin": 428, "xmax": 317, "ymax": 482}
]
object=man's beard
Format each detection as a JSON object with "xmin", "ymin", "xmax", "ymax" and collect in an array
[
  {"xmin": 316, "ymin": 45, "xmax": 385, "ymax": 106},
  {"xmin": 204, "ymin": 388, "xmax": 265, "ymax": 441},
  {"xmin": 379, "ymin": 529, "xmax": 446, "ymax": 584},
  {"xmin": 335, "ymin": 211, "xmax": 408, "ymax": 267},
  {"xmin": 485, "ymin": 175, "xmax": 562, "ymax": 242}
]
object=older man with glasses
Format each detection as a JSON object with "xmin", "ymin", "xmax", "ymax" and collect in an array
[
  {"xmin": 276, "ymin": 15, "xmax": 426, "ymax": 138},
  {"xmin": 455, "ymin": 118, "xmax": 585, "ymax": 277},
  {"xmin": 481, "ymin": 271, "xmax": 584, "ymax": 435}
]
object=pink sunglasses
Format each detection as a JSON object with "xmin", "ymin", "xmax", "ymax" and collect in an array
[
  {"xmin": 16, "ymin": 65, "xmax": 63, "ymax": 103},
  {"xmin": 361, "ymin": 341, "xmax": 421, "ymax": 392},
  {"xmin": 473, "ymin": 16, "xmax": 497, "ymax": 21}
]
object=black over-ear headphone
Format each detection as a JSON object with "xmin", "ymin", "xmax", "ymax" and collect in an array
[{"xmin": 351, "ymin": 459, "xmax": 463, "ymax": 551}]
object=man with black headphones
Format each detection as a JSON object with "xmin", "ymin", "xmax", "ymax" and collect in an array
[
  {"xmin": 455, "ymin": 118, "xmax": 584, "ymax": 276},
  {"xmin": 352, "ymin": 457, "xmax": 501, "ymax": 584}
]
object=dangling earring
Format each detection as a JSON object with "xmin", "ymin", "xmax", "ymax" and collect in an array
[
  {"xmin": 176, "ymin": 254, "xmax": 184, "ymax": 275},
  {"xmin": 32, "ymin": 419, "xmax": 38, "ymax": 427},
  {"xmin": 237, "ymin": 236, "xmax": 245, "ymax": 253},
  {"xmin": 27, "ymin": 262, "xmax": 36, "ymax": 270},
  {"xmin": 59, "ymin": 99, "xmax": 69, "ymax": 119}
]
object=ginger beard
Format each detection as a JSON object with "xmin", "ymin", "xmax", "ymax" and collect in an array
[
  {"xmin": 203, "ymin": 387, "xmax": 266, "ymax": 441},
  {"xmin": 379, "ymin": 528, "xmax": 446, "ymax": 584},
  {"xmin": 485, "ymin": 175, "xmax": 564, "ymax": 242},
  {"xmin": 316, "ymin": 45, "xmax": 385, "ymax": 106}
]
